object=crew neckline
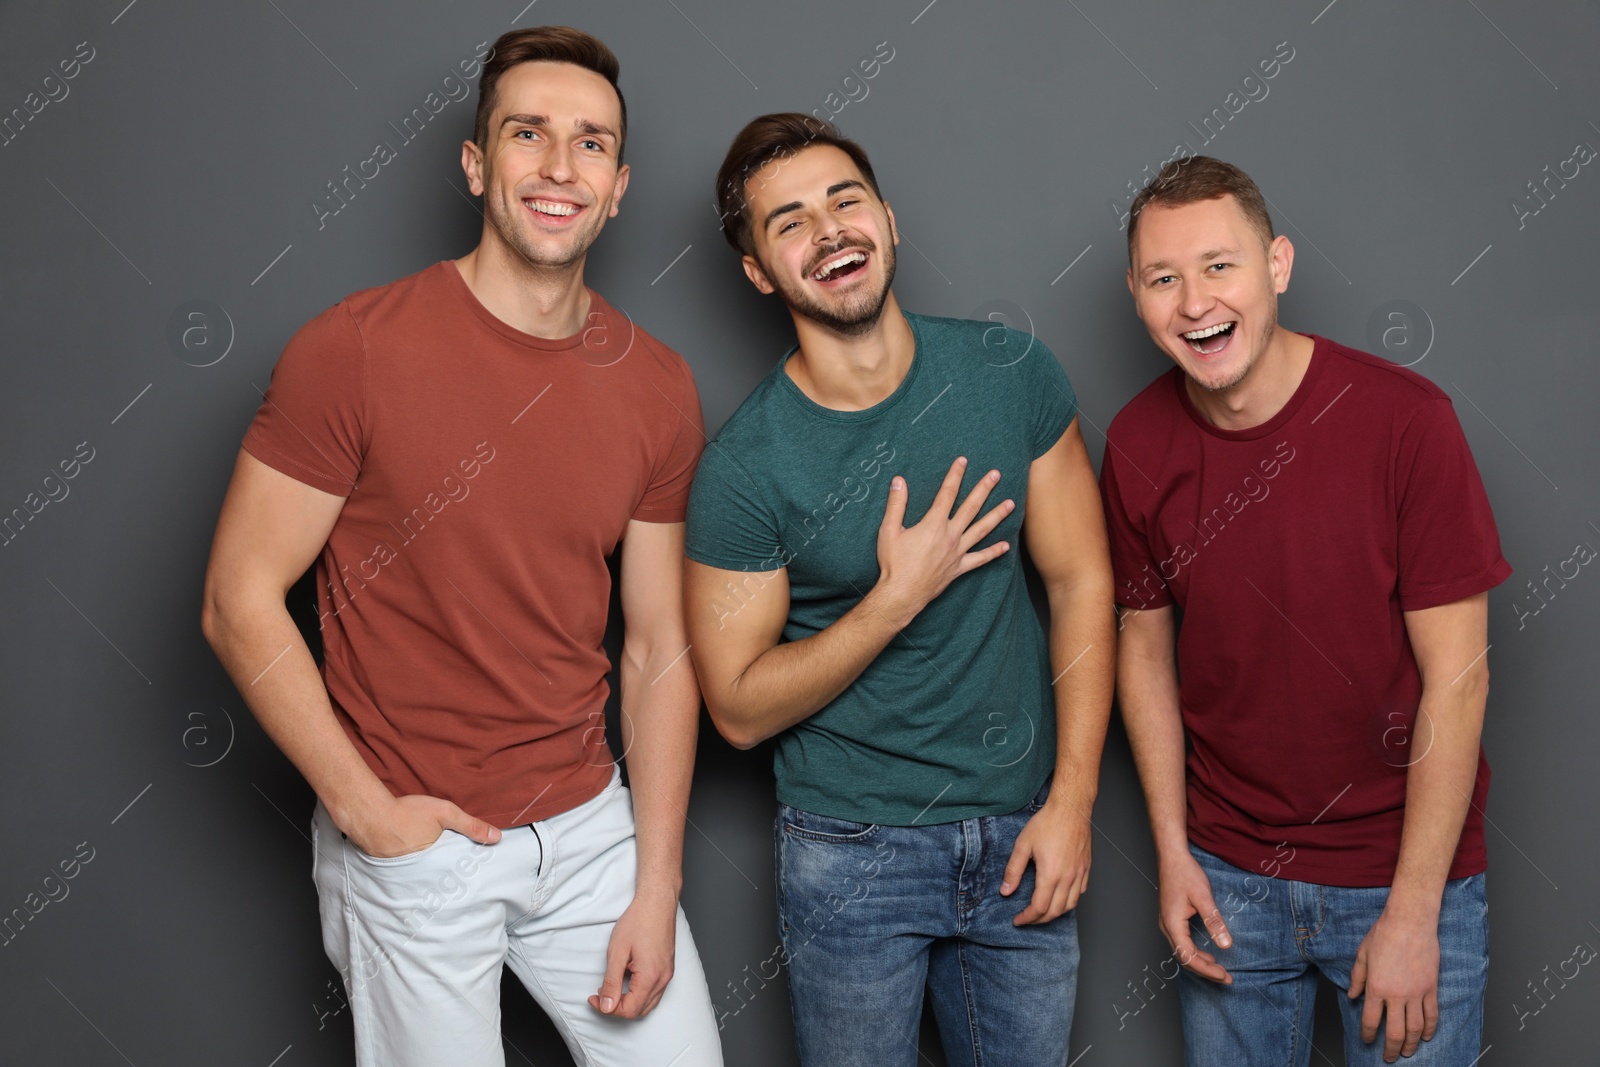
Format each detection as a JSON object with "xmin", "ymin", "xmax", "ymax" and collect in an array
[
  {"xmin": 1175, "ymin": 332, "xmax": 1327, "ymax": 441},
  {"xmin": 772, "ymin": 310, "xmax": 924, "ymax": 423},
  {"xmin": 440, "ymin": 257, "xmax": 601, "ymax": 352}
]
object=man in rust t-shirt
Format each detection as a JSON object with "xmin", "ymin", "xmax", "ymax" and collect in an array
[
  {"xmin": 1102, "ymin": 157, "xmax": 1508, "ymax": 1066},
  {"xmin": 239, "ymin": 261, "xmax": 700, "ymax": 827},
  {"xmin": 202, "ymin": 27, "xmax": 722, "ymax": 1067}
]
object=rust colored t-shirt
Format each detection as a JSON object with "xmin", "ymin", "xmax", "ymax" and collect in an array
[{"xmin": 241, "ymin": 259, "xmax": 705, "ymax": 826}]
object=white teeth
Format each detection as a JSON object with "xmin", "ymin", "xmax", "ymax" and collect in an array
[
  {"xmin": 814, "ymin": 251, "xmax": 866, "ymax": 280},
  {"xmin": 527, "ymin": 199, "xmax": 578, "ymax": 216},
  {"xmin": 1182, "ymin": 322, "xmax": 1234, "ymax": 340}
]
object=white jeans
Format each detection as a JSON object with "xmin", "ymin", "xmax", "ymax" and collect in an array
[{"xmin": 310, "ymin": 766, "xmax": 723, "ymax": 1067}]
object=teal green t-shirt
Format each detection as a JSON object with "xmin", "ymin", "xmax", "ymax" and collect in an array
[{"xmin": 684, "ymin": 311, "xmax": 1079, "ymax": 825}]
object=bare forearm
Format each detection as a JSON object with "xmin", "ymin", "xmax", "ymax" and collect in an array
[
  {"xmin": 1117, "ymin": 611, "xmax": 1190, "ymax": 859},
  {"xmin": 619, "ymin": 642, "xmax": 700, "ymax": 898},
  {"xmin": 716, "ymin": 584, "xmax": 912, "ymax": 747},
  {"xmin": 203, "ymin": 596, "xmax": 390, "ymax": 825},
  {"xmin": 1388, "ymin": 681, "xmax": 1487, "ymax": 919},
  {"xmin": 1044, "ymin": 582, "xmax": 1116, "ymax": 811}
]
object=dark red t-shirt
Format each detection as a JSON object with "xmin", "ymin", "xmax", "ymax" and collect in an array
[
  {"xmin": 241, "ymin": 260, "xmax": 705, "ymax": 826},
  {"xmin": 1099, "ymin": 334, "xmax": 1511, "ymax": 886}
]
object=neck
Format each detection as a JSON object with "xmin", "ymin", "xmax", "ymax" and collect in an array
[
  {"xmin": 784, "ymin": 292, "xmax": 914, "ymax": 411},
  {"xmin": 453, "ymin": 232, "xmax": 591, "ymax": 340},
  {"xmin": 1185, "ymin": 325, "xmax": 1314, "ymax": 430}
]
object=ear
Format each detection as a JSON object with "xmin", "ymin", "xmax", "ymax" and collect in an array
[
  {"xmin": 1267, "ymin": 233, "xmax": 1295, "ymax": 295},
  {"xmin": 461, "ymin": 139, "xmax": 485, "ymax": 197},
  {"xmin": 1126, "ymin": 267, "xmax": 1136, "ymax": 298},
  {"xmin": 883, "ymin": 201, "xmax": 900, "ymax": 246},
  {"xmin": 608, "ymin": 163, "xmax": 631, "ymax": 219},
  {"xmin": 742, "ymin": 254, "xmax": 776, "ymax": 295}
]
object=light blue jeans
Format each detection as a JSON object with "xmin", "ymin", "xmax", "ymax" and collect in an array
[
  {"xmin": 311, "ymin": 765, "xmax": 722, "ymax": 1067},
  {"xmin": 776, "ymin": 777, "xmax": 1079, "ymax": 1067},
  {"xmin": 1180, "ymin": 843, "xmax": 1488, "ymax": 1066}
]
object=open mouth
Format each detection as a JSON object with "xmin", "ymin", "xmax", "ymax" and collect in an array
[
  {"xmin": 811, "ymin": 249, "xmax": 869, "ymax": 284},
  {"xmin": 1182, "ymin": 320, "xmax": 1236, "ymax": 356},
  {"xmin": 524, "ymin": 197, "xmax": 584, "ymax": 222}
]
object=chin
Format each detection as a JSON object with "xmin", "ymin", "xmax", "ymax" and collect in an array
[{"xmin": 1184, "ymin": 357, "xmax": 1252, "ymax": 393}]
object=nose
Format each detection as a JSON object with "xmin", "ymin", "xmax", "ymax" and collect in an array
[
  {"xmin": 813, "ymin": 210, "xmax": 846, "ymax": 245},
  {"xmin": 539, "ymin": 138, "xmax": 575, "ymax": 184},
  {"xmin": 1178, "ymin": 279, "xmax": 1213, "ymax": 322}
]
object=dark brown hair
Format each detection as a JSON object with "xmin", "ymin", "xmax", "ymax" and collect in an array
[
  {"xmin": 715, "ymin": 112, "xmax": 883, "ymax": 257},
  {"xmin": 1126, "ymin": 156, "xmax": 1274, "ymax": 260},
  {"xmin": 473, "ymin": 27, "xmax": 627, "ymax": 165}
]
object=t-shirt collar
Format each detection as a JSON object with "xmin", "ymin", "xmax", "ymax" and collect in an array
[
  {"xmin": 440, "ymin": 258, "xmax": 608, "ymax": 352},
  {"xmin": 1174, "ymin": 332, "xmax": 1328, "ymax": 441},
  {"xmin": 772, "ymin": 309, "xmax": 924, "ymax": 423}
]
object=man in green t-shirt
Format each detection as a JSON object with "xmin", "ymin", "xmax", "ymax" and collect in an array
[{"xmin": 683, "ymin": 113, "xmax": 1115, "ymax": 1066}]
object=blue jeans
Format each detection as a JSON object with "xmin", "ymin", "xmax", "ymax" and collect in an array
[
  {"xmin": 1180, "ymin": 843, "xmax": 1487, "ymax": 1066},
  {"xmin": 775, "ymin": 778, "xmax": 1079, "ymax": 1067}
]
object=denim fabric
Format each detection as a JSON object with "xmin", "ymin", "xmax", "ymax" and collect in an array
[
  {"xmin": 311, "ymin": 765, "xmax": 722, "ymax": 1067},
  {"xmin": 776, "ymin": 777, "xmax": 1079, "ymax": 1067},
  {"xmin": 1179, "ymin": 843, "xmax": 1488, "ymax": 1066}
]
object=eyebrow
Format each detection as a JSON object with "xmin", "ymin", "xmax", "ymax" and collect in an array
[
  {"xmin": 762, "ymin": 179, "xmax": 869, "ymax": 230},
  {"xmin": 1140, "ymin": 247, "xmax": 1242, "ymax": 274},
  {"xmin": 500, "ymin": 113, "xmax": 618, "ymax": 142}
]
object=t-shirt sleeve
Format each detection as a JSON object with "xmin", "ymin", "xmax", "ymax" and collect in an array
[
  {"xmin": 684, "ymin": 442, "xmax": 785, "ymax": 572},
  {"xmin": 240, "ymin": 301, "xmax": 366, "ymax": 496},
  {"xmin": 1100, "ymin": 440, "xmax": 1174, "ymax": 610},
  {"xmin": 1394, "ymin": 397, "xmax": 1513, "ymax": 611},
  {"xmin": 631, "ymin": 355, "xmax": 707, "ymax": 523},
  {"xmin": 1017, "ymin": 331, "xmax": 1079, "ymax": 458}
]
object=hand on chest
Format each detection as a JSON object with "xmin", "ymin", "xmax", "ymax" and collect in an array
[{"xmin": 775, "ymin": 420, "xmax": 1032, "ymax": 595}]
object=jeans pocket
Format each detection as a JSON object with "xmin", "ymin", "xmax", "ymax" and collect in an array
[
  {"xmin": 348, "ymin": 827, "xmax": 453, "ymax": 867},
  {"xmin": 780, "ymin": 805, "xmax": 880, "ymax": 843}
]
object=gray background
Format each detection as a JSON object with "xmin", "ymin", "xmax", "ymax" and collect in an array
[{"xmin": 2, "ymin": 0, "xmax": 1596, "ymax": 1063}]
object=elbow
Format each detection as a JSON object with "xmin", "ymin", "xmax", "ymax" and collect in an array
[
  {"xmin": 715, "ymin": 719, "xmax": 764, "ymax": 752},
  {"xmin": 723, "ymin": 731, "xmax": 762, "ymax": 752},
  {"xmin": 1044, "ymin": 573, "xmax": 1117, "ymax": 613},
  {"xmin": 199, "ymin": 576, "xmax": 255, "ymax": 652},
  {"xmin": 704, "ymin": 699, "xmax": 763, "ymax": 751},
  {"xmin": 199, "ymin": 581, "xmax": 225, "ymax": 649}
]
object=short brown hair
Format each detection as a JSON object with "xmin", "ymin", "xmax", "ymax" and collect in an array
[
  {"xmin": 715, "ymin": 112, "xmax": 883, "ymax": 257},
  {"xmin": 473, "ymin": 27, "xmax": 628, "ymax": 165},
  {"xmin": 1127, "ymin": 156, "xmax": 1274, "ymax": 260}
]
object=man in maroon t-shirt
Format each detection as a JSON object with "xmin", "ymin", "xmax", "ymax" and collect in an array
[
  {"xmin": 1101, "ymin": 157, "xmax": 1509, "ymax": 1066},
  {"xmin": 201, "ymin": 27, "xmax": 721, "ymax": 1067}
]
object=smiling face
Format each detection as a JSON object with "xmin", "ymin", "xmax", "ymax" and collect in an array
[
  {"xmin": 465, "ymin": 60, "xmax": 629, "ymax": 272},
  {"xmin": 1127, "ymin": 194, "xmax": 1293, "ymax": 393},
  {"xmin": 739, "ymin": 144, "xmax": 897, "ymax": 337}
]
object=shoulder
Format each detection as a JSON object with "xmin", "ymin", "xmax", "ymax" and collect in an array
[
  {"xmin": 1108, "ymin": 368, "xmax": 1184, "ymax": 440},
  {"xmin": 1318, "ymin": 335, "xmax": 1448, "ymax": 408},
  {"xmin": 705, "ymin": 366, "xmax": 788, "ymax": 455},
  {"xmin": 906, "ymin": 310, "xmax": 1054, "ymax": 358},
  {"xmin": 586, "ymin": 290, "xmax": 699, "ymax": 393},
  {"xmin": 1312, "ymin": 335, "xmax": 1462, "ymax": 444},
  {"xmin": 337, "ymin": 260, "xmax": 449, "ymax": 332}
]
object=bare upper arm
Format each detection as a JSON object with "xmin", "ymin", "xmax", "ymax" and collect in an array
[
  {"xmin": 619, "ymin": 519, "xmax": 689, "ymax": 657},
  {"xmin": 1403, "ymin": 591, "xmax": 1490, "ymax": 691},
  {"xmin": 1117, "ymin": 602, "xmax": 1177, "ymax": 668},
  {"xmin": 1022, "ymin": 416, "xmax": 1114, "ymax": 598},
  {"xmin": 202, "ymin": 448, "xmax": 347, "ymax": 618},
  {"xmin": 683, "ymin": 558, "xmax": 789, "ymax": 724}
]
